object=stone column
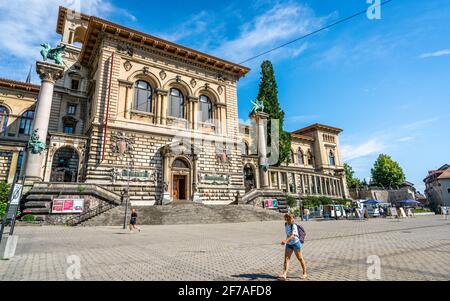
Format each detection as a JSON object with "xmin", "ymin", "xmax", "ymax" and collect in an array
[
  {"xmin": 161, "ymin": 151, "xmax": 172, "ymax": 205},
  {"xmin": 188, "ymin": 96, "xmax": 198, "ymax": 130},
  {"xmin": 7, "ymin": 151, "xmax": 19, "ymax": 184},
  {"xmin": 156, "ymin": 89, "xmax": 168, "ymax": 125},
  {"xmin": 24, "ymin": 62, "xmax": 64, "ymax": 183},
  {"xmin": 253, "ymin": 112, "xmax": 269, "ymax": 188},
  {"xmin": 192, "ymin": 154, "xmax": 201, "ymax": 203},
  {"xmin": 190, "ymin": 97, "xmax": 199, "ymax": 130}
]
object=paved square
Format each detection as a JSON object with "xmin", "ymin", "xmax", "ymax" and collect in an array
[{"xmin": 1, "ymin": 216, "xmax": 449, "ymax": 281}]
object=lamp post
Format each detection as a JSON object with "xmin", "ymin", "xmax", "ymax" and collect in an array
[{"xmin": 122, "ymin": 156, "xmax": 134, "ymax": 230}]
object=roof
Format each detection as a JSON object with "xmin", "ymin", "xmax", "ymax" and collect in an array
[
  {"xmin": 57, "ymin": 7, "xmax": 250, "ymax": 78},
  {"xmin": 56, "ymin": 7, "xmax": 90, "ymax": 35},
  {"xmin": 424, "ymin": 165, "xmax": 450, "ymax": 183},
  {"xmin": 291, "ymin": 133, "xmax": 315, "ymax": 142},
  {"xmin": 0, "ymin": 78, "xmax": 40, "ymax": 93},
  {"xmin": 293, "ymin": 123, "xmax": 343, "ymax": 135},
  {"xmin": 438, "ymin": 168, "xmax": 450, "ymax": 180}
]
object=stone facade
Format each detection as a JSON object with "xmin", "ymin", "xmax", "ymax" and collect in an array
[
  {"xmin": 240, "ymin": 123, "xmax": 349, "ymax": 199},
  {"xmin": 0, "ymin": 7, "xmax": 349, "ymax": 217},
  {"xmin": 424, "ymin": 165, "xmax": 450, "ymax": 210}
]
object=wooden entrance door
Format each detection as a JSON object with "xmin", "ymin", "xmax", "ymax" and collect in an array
[{"xmin": 173, "ymin": 175, "xmax": 187, "ymax": 201}]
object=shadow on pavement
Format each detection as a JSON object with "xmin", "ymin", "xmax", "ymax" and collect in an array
[{"xmin": 231, "ymin": 274, "xmax": 279, "ymax": 281}]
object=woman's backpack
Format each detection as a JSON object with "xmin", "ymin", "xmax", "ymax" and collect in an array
[{"xmin": 292, "ymin": 224, "xmax": 306, "ymax": 244}]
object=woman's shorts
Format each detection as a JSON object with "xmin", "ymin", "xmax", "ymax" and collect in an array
[
  {"xmin": 130, "ymin": 218, "xmax": 137, "ymax": 225},
  {"xmin": 286, "ymin": 241, "xmax": 302, "ymax": 251}
]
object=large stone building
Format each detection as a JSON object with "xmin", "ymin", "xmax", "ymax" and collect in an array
[
  {"xmin": 424, "ymin": 164, "xmax": 450, "ymax": 211},
  {"xmin": 0, "ymin": 7, "xmax": 348, "ymax": 221}
]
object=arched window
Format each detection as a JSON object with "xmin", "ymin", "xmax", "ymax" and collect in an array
[
  {"xmin": 172, "ymin": 158, "xmax": 189, "ymax": 169},
  {"xmin": 19, "ymin": 110, "xmax": 35, "ymax": 135},
  {"xmin": 290, "ymin": 150, "xmax": 295, "ymax": 164},
  {"xmin": 240, "ymin": 141, "xmax": 249, "ymax": 156},
  {"xmin": 329, "ymin": 150, "xmax": 336, "ymax": 166},
  {"xmin": 62, "ymin": 116, "xmax": 78, "ymax": 135},
  {"xmin": 133, "ymin": 80, "xmax": 153, "ymax": 113},
  {"xmin": 0, "ymin": 106, "xmax": 9, "ymax": 134},
  {"xmin": 307, "ymin": 150, "xmax": 314, "ymax": 166},
  {"xmin": 199, "ymin": 95, "xmax": 213, "ymax": 123},
  {"xmin": 298, "ymin": 148, "xmax": 305, "ymax": 165},
  {"xmin": 169, "ymin": 88, "xmax": 185, "ymax": 119}
]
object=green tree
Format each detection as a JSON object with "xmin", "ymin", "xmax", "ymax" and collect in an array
[
  {"xmin": 255, "ymin": 60, "xmax": 292, "ymax": 165},
  {"xmin": 0, "ymin": 182, "xmax": 10, "ymax": 219},
  {"xmin": 371, "ymin": 154, "xmax": 406, "ymax": 188},
  {"xmin": 344, "ymin": 163, "xmax": 363, "ymax": 189}
]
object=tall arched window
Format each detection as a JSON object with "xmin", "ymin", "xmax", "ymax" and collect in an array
[
  {"xmin": 169, "ymin": 88, "xmax": 185, "ymax": 119},
  {"xmin": 329, "ymin": 150, "xmax": 336, "ymax": 166},
  {"xmin": 240, "ymin": 141, "xmax": 249, "ymax": 156},
  {"xmin": 290, "ymin": 150, "xmax": 295, "ymax": 164},
  {"xmin": 298, "ymin": 148, "xmax": 304, "ymax": 165},
  {"xmin": 19, "ymin": 110, "xmax": 35, "ymax": 135},
  {"xmin": 199, "ymin": 95, "xmax": 213, "ymax": 123},
  {"xmin": 307, "ymin": 150, "xmax": 314, "ymax": 166},
  {"xmin": 133, "ymin": 80, "xmax": 153, "ymax": 113},
  {"xmin": 0, "ymin": 106, "xmax": 9, "ymax": 134}
]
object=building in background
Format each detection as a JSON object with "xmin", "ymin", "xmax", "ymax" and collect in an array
[{"xmin": 424, "ymin": 164, "xmax": 450, "ymax": 211}]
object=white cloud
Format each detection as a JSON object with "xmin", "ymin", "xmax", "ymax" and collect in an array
[
  {"xmin": 341, "ymin": 138, "xmax": 386, "ymax": 161},
  {"xmin": 419, "ymin": 49, "xmax": 450, "ymax": 59},
  {"xmin": 212, "ymin": 3, "xmax": 326, "ymax": 63},
  {"xmin": 0, "ymin": 0, "xmax": 136, "ymax": 81},
  {"xmin": 157, "ymin": 11, "xmax": 210, "ymax": 43},
  {"xmin": 398, "ymin": 136, "xmax": 415, "ymax": 142},
  {"xmin": 403, "ymin": 117, "xmax": 439, "ymax": 130}
]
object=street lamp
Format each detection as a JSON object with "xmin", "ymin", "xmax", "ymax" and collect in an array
[{"xmin": 122, "ymin": 156, "xmax": 134, "ymax": 230}]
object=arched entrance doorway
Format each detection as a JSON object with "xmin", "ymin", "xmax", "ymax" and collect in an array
[
  {"xmin": 244, "ymin": 164, "xmax": 256, "ymax": 193},
  {"xmin": 171, "ymin": 158, "xmax": 191, "ymax": 201},
  {"xmin": 50, "ymin": 146, "xmax": 80, "ymax": 182}
]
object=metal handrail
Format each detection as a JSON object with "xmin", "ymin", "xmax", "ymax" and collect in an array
[{"xmin": 66, "ymin": 202, "xmax": 117, "ymax": 227}]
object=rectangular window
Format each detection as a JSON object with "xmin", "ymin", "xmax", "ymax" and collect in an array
[
  {"xmin": 71, "ymin": 79, "xmax": 80, "ymax": 90},
  {"xmin": 19, "ymin": 119, "xmax": 33, "ymax": 135},
  {"xmin": 271, "ymin": 172, "xmax": 278, "ymax": 187},
  {"xmin": 67, "ymin": 104, "xmax": 77, "ymax": 115},
  {"xmin": 63, "ymin": 126, "xmax": 75, "ymax": 134},
  {"xmin": 281, "ymin": 173, "xmax": 287, "ymax": 185}
]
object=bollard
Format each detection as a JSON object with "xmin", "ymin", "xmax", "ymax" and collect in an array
[{"xmin": 1, "ymin": 235, "xmax": 18, "ymax": 260}]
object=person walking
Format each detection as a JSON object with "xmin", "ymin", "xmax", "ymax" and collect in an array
[
  {"xmin": 128, "ymin": 208, "xmax": 141, "ymax": 232},
  {"xmin": 278, "ymin": 214, "xmax": 307, "ymax": 281},
  {"xmin": 304, "ymin": 208, "xmax": 310, "ymax": 221}
]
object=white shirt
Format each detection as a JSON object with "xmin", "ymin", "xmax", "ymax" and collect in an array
[{"xmin": 285, "ymin": 223, "xmax": 300, "ymax": 245}]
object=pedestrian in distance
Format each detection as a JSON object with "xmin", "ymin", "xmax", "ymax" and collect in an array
[
  {"xmin": 304, "ymin": 208, "xmax": 310, "ymax": 221},
  {"xmin": 278, "ymin": 213, "xmax": 307, "ymax": 281},
  {"xmin": 128, "ymin": 208, "xmax": 141, "ymax": 232}
]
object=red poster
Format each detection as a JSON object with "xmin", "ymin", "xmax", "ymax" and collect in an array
[
  {"xmin": 52, "ymin": 200, "xmax": 64, "ymax": 213},
  {"xmin": 63, "ymin": 200, "xmax": 74, "ymax": 211}
]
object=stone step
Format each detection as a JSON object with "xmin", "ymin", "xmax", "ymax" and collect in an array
[{"xmin": 80, "ymin": 203, "xmax": 284, "ymax": 226}]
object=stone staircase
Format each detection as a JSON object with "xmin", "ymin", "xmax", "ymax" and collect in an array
[
  {"xmin": 242, "ymin": 189, "xmax": 296, "ymax": 214},
  {"xmin": 80, "ymin": 203, "xmax": 284, "ymax": 226}
]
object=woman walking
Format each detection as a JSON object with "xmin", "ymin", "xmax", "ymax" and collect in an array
[
  {"xmin": 278, "ymin": 213, "xmax": 307, "ymax": 281},
  {"xmin": 128, "ymin": 208, "xmax": 141, "ymax": 232}
]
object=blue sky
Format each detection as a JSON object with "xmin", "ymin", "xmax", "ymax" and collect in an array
[{"xmin": 0, "ymin": 0, "xmax": 449, "ymax": 192}]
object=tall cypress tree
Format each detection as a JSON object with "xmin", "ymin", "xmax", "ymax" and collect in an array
[{"xmin": 255, "ymin": 60, "xmax": 292, "ymax": 165}]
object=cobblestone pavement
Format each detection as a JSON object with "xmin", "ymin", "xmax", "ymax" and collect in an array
[{"xmin": 1, "ymin": 216, "xmax": 449, "ymax": 281}]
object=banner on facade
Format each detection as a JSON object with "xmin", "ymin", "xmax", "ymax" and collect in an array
[
  {"xmin": 52, "ymin": 199, "xmax": 84, "ymax": 214},
  {"xmin": 264, "ymin": 199, "xmax": 278, "ymax": 209}
]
